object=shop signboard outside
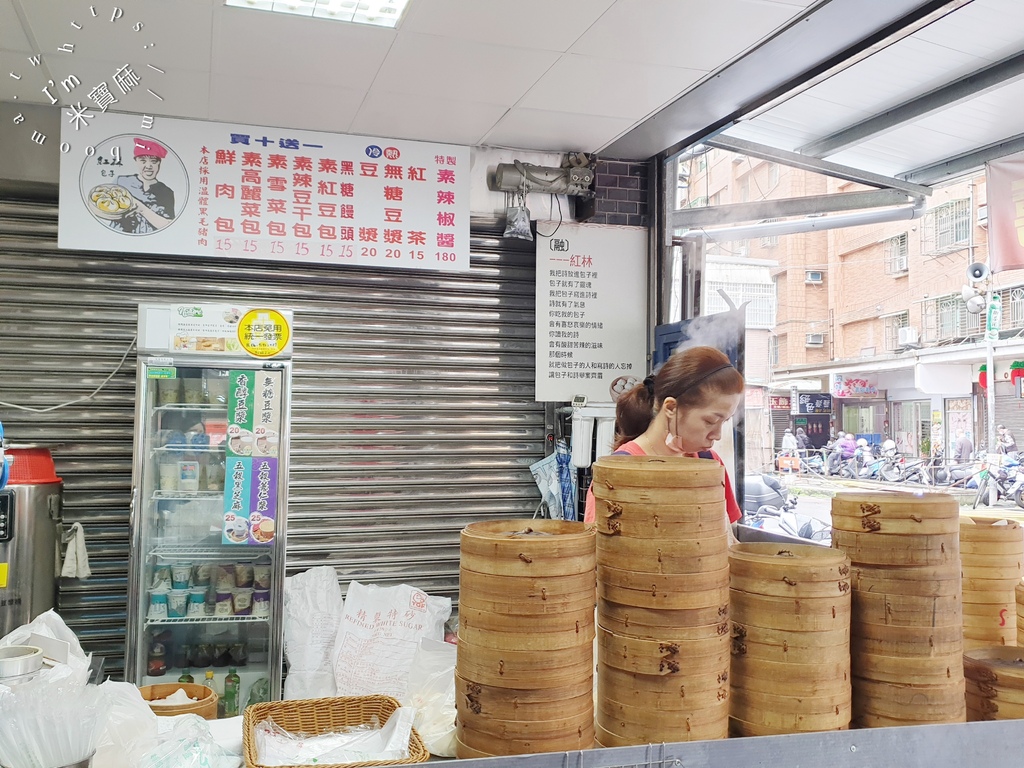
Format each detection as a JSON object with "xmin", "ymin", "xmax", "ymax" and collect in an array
[
  {"xmin": 832, "ymin": 374, "xmax": 879, "ymax": 399},
  {"xmin": 58, "ymin": 112, "xmax": 470, "ymax": 272}
]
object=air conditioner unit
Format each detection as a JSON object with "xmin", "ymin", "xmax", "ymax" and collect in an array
[
  {"xmin": 978, "ymin": 205, "xmax": 988, "ymax": 227},
  {"xmin": 805, "ymin": 333, "xmax": 824, "ymax": 347},
  {"xmin": 898, "ymin": 326, "xmax": 920, "ymax": 347}
]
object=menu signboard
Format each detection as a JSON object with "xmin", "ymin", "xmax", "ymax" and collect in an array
[{"xmin": 59, "ymin": 111, "xmax": 470, "ymax": 272}]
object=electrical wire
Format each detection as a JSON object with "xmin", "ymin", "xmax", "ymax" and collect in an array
[
  {"xmin": 0, "ymin": 334, "xmax": 138, "ymax": 414},
  {"xmin": 536, "ymin": 193, "xmax": 563, "ymax": 238}
]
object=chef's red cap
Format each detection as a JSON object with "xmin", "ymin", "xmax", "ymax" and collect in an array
[{"xmin": 134, "ymin": 138, "xmax": 167, "ymax": 158}]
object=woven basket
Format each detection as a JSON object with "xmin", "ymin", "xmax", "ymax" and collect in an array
[
  {"xmin": 242, "ymin": 694, "xmax": 429, "ymax": 768},
  {"xmin": 139, "ymin": 683, "xmax": 218, "ymax": 720}
]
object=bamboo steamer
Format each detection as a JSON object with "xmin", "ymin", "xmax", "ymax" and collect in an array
[
  {"xmin": 595, "ymin": 501, "xmax": 728, "ymax": 531},
  {"xmin": 833, "ymin": 529, "xmax": 959, "ymax": 567},
  {"xmin": 851, "ymin": 564, "xmax": 961, "ymax": 597},
  {"xmin": 597, "ymin": 598, "xmax": 728, "ymax": 636},
  {"xmin": 456, "ymin": 639, "xmax": 593, "ymax": 688},
  {"xmin": 595, "ymin": 717, "xmax": 729, "ymax": 747},
  {"xmin": 595, "ymin": 514, "xmax": 730, "ymax": 541},
  {"xmin": 458, "ymin": 588, "xmax": 596, "ymax": 616},
  {"xmin": 831, "ymin": 490, "xmax": 961, "ymax": 535},
  {"xmin": 597, "ymin": 534, "xmax": 729, "ymax": 573},
  {"xmin": 598, "ymin": 564, "xmax": 729, "ymax": 593},
  {"xmin": 458, "ymin": 623, "xmax": 595, "ymax": 652},
  {"xmin": 730, "ymin": 717, "xmax": 847, "ymax": 737},
  {"xmin": 459, "ymin": 519, "xmax": 595, "ymax": 577},
  {"xmin": 458, "ymin": 604, "xmax": 594, "ymax": 634},
  {"xmin": 853, "ymin": 711, "xmax": 966, "ymax": 728},
  {"xmin": 456, "ymin": 719, "xmax": 594, "ymax": 755},
  {"xmin": 458, "ymin": 709, "xmax": 595, "ymax": 739},
  {"xmin": 597, "ymin": 625, "xmax": 728, "ymax": 676},
  {"xmin": 850, "ymin": 650, "xmax": 962, "ymax": 685},
  {"xmin": 599, "ymin": 615, "xmax": 729, "ymax": 644},
  {"xmin": 960, "ymin": 519, "xmax": 1022, "ymax": 649},
  {"xmin": 455, "ymin": 673, "xmax": 593, "ymax": 719},
  {"xmin": 730, "ymin": 656, "xmax": 850, "ymax": 696},
  {"xmin": 852, "ymin": 677, "xmax": 966, "ymax": 721},
  {"xmin": 598, "ymin": 663, "xmax": 729, "ymax": 707},
  {"xmin": 454, "ymin": 736, "xmax": 493, "ymax": 759},
  {"xmin": 1017, "ymin": 580, "xmax": 1024, "ymax": 646},
  {"xmin": 965, "ymin": 677, "xmax": 1024, "ymax": 704},
  {"xmin": 852, "ymin": 590, "xmax": 961, "ymax": 627},
  {"xmin": 963, "ymin": 646, "xmax": 1024, "ymax": 687},
  {"xmin": 728, "ymin": 542, "xmax": 851, "ymax": 598},
  {"xmin": 965, "ymin": 690, "xmax": 1024, "ymax": 719},
  {"xmin": 729, "ymin": 590, "xmax": 850, "ymax": 632},
  {"xmin": 598, "ymin": 581, "xmax": 729, "ymax": 611},
  {"xmin": 730, "ymin": 687, "xmax": 850, "ymax": 719},
  {"xmin": 591, "ymin": 454, "xmax": 724, "ymax": 494},
  {"xmin": 731, "ymin": 624, "xmax": 850, "ymax": 665},
  {"xmin": 595, "ymin": 699, "xmax": 729, "ymax": 744},
  {"xmin": 459, "ymin": 569, "xmax": 595, "ymax": 598}
]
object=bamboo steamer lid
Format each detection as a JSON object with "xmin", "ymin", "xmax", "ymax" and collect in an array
[
  {"xmin": 965, "ymin": 677, "xmax": 1024, "ymax": 704},
  {"xmin": 961, "ymin": 602, "xmax": 1015, "ymax": 621},
  {"xmin": 964, "ymin": 690, "xmax": 1024, "ymax": 719},
  {"xmin": 729, "ymin": 590, "xmax": 850, "ymax": 632},
  {"xmin": 961, "ymin": 563, "xmax": 1023, "ymax": 583},
  {"xmin": 852, "ymin": 710, "xmax": 966, "ymax": 728},
  {"xmin": 455, "ymin": 673, "xmax": 593, "ymax": 717},
  {"xmin": 851, "ymin": 564, "xmax": 961, "ymax": 597},
  {"xmin": 458, "ymin": 604, "xmax": 594, "ymax": 634},
  {"xmin": 598, "ymin": 662, "xmax": 729, "ymax": 705},
  {"xmin": 963, "ymin": 634, "xmax": 1014, "ymax": 651},
  {"xmin": 831, "ymin": 490, "xmax": 960, "ymax": 533},
  {"xmin": 598, "ymin": 598, "xmax": 728, "ymax": 635},
  {"xmin": 851, "ymin": 650, "xmax": 962, "ymax": 685},
  {"xmin": 599, "ymin": 564, "xmax": 729, "ymax": 593},
  {"xmin": 851, "ymin": 590, "xmax": 961, "ymax": 627},
  {"xmin": 831, "ymin": 510, "xmax": 959, "ymax": 536},
  {"xmin": 460, "ymin": 520, "xmax": 595, "ymax": 578},
  {"xmin": 595, "ymin": 716, "xmax": 728, "ymax": 747},
  {"xmin": 960, "ymin": 517, "xmax": 1024, "ymax": 542},
  {"xmin": 729, "ymin": 692, "xmax": 850, "ymax": 731},
  {"xmin": 728, "ymin": 542, "xmax": 851, "ymax": 598},
  {"xmin": 961, "ymin": 538, "xmax": 1024, "ymax": 557},
  {"xmin": 458, "ymin": 623, "xmax": 594, "ymax": 652},
  {"xmin": 456, "ymin": 709, "xmax": 594, "ymax": 739},
  {"xmin": 729, "ymin": 572, "xmax": 851, "ymax": 600},
  {"xmin": 852, "ymin": 677, "xmax": 966, "ymax": 721},
  {"xmin": 730, "ymin": 716, "xmax": 847, "ymax": 737},
  {"xmin": 730, "ymin": 656, "xmax": 850, "ymax": 696},
  {"xmin": 598, "ymin": 580, "xmax": 730, "ymax": 611},
  {"xmin": 597, "ymin": 625, "xmax": 728, "ymax": 675},
  {"xmin": 592, "ymin": 454, "xmax": 723, "ymax": 492},
  {"xmin": 456, "ymin": 719, "xmax": 594, "ymax": 755},
  {"xmin": 455, "ymin": 645, "xmax": 593, "ymax": 689},
  {"xmin": 963, "ymin": 646, "xmax": 1024, "ymax": 688},
  {"xmin": 833, "ymin": 529, "xmax": 959, "ymax": 567},
  {"xmin": 597, "ymin": 534, "xmax": 728, "ymax": 573}
]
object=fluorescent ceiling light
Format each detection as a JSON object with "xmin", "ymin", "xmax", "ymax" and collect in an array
[{"xmin": 225, "ymin": 0, "xmax": 411, "ymax": 28}]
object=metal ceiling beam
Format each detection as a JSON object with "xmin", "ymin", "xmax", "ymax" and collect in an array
[
  {"xmin": 703, "ymin": 134, "xmax": 933, "ymax": 197},
  {"xmin": 602, "ymin": 0, "xmax": 972, "ymax": 161},
  {"xmin": 670, "ymin": 189, "xmax": 914, "ymax": 229},
  {"xmin": 900, "ymin": 132, "xmax": 1024, "ymax": 185},
  {"xmin": 799, "ymin": 51, "xmax": 1024, "ymax": 158}
]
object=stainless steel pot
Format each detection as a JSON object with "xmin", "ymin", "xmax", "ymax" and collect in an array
[{"xmin": 0, "ymin": 644, "xmax": 44, "ymax": 679}]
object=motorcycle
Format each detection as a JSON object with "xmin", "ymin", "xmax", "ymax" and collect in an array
[
  {"xmin": 971, "ymin": 453, "xmax": 1023, "ymax": 508},
  {"xmin": 743, "ymin": 473, "xmax": 798, "ymax": 517}
]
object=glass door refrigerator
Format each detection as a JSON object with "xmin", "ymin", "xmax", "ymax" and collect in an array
[{"xmin": 126, "ymin": 303, "xmax": 293, "ymax": 710}]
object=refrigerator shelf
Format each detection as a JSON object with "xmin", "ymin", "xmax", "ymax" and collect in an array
[
  {"xmin": 146, "ymin": 615, "xmax": 270, "ymax": 626},
  {"xmin": 154, "ymin": 404, "xmax": 228, "ymax": 412},
  {"xmin": 152, "ymin": 491, "xmax": 223, "ymax": 501},
  {"xmin": 153, "ymin": 445, "xmax": 226, "ymax": 453},
  {"xmin": 149, "ymin": 542, "xmax": 271, "ymax": 560}
]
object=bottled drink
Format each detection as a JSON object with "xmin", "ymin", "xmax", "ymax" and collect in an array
[
  {"xmin": 223, "ymin": 667, "xmax": 241, "ymax": 717},
  {"xmin": 178, "ymin": 667, "xmax": 194, "ymax": 684}
]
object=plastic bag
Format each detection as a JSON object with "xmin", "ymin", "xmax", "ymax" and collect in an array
[
  {"xmin": 0, "ymin": 608, "xmax": 91, "ymax": 687},
  {"xmin": 503, "ymin": 204, "xmax": 533, "ymax": 241},
  {"xmin": 283, "ymin": 565, "xmax": 344, "ymax": 700},
  {"xmin": 255, "ymin": 708, "xmax": 414, "ymax": 767},
  {"xmin": 530, "ymin": 451, "xmax": 563, "ymax": 519},
  {"xmin": 401, "ymin": 638, "xmax": 457, "ymax": 757},
  {"xmin": 138, "ymin": 714, "xmax": 242, "ymax": 768},
  {"xmin": 332, "ymin": 582, "xmax": 451, "ymax": 700},
  {"xmin": 93, "ymin": 680, "xmax": 161, "ymax": 768}
]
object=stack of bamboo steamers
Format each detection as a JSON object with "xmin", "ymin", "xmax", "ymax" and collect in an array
[
  {"xmin": 959, "ymin": 517, "xmax": 1023, "ymax": 650},
  {"xmin": 831, "ymin": 490, "xmax": 966, "ymax": 727},
  {"xmin": 590, "ymin": 455, "xmax": 731, "ymax": 745}
]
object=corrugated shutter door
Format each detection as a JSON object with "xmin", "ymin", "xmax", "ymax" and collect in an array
[
  {"xmin": 992, "ymin": 380, "xmax": 1024, "ymax": 450},
  {"xmin": 0, "ymin": 194, "xmax": 544, "ymax": 678}
]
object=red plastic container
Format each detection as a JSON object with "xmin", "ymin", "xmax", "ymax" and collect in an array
[{"xmin": 7, "ymin": 447, "xmax": 61, "ymax": 485}]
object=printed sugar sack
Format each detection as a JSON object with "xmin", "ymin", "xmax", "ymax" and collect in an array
[
  {"xmin": 332, "ymin": 582, "xmax": 451, "ymax": 701},
  {"xmin": 283, "ymin": 566, "xmax": 345, "ymax": 700}
]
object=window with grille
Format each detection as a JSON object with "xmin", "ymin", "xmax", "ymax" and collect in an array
[
  {"xmin": 884, "ymin": 312, "xmax": 909, "ymax": 351},
  {"xmin": 705, "ymin": 280, "xmax": 776, "ymax": 329},
  {"xmin": 885, "ymin": 233, "xmax": 909, "ymax": 274},
  {"xmin": 932, "ymin": 293, "xmax": 982, "ymax": 341},
  {"xmin": 922, "ymin": 199, "xmax": 971, "ymax": 255},
  {"xmin": 769, "ymin": 334, "xmax": 779, "ymax": 367}
]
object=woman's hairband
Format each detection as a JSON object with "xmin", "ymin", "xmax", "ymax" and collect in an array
[{"xmin": 684, "ymin": 363, "xmax": 735, "ymax": 392}]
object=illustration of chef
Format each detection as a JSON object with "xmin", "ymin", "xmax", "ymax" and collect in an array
[{"xmin": 105, "ymin": 138, "xmax": 176, "ymax": 234}]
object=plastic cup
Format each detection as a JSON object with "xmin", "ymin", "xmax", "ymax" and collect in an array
[
  {"xmin": 252, "ymin": 564, "xmax": 271, "ymax": 590},
  {"xmin": 156, "ymin": 378, "xmax": 181, "ymax": 405},
  {"xmin": 158, "ymin": 462, "xmax": 179, "ymax": 492},
  {"xmin": 178, "ymin": 460, "xmax": 200, "ymax": 492},
  {"xmin": 182, "ymin": 377, "xmax": 205, "ymax": 404},
  {"xmin": 167, "ymin": 589, "xmax": 188, "ymax": 618},
  {"xmin": 147, "ymin": 589, "xmax": 169, "ymax": 619},
  {"xmin": 151, "ymin": 564, "xmax": 172, "ymax": 590},
  {"xmin": 233, "ymin": 588, "xmax": 253, "ymax": 616},
  {"xmin": 170, "ymin": 563, "xmax": 191, "ymax": 589},
  {"xmin": 214, "ymin": 565, "xmax": 235, "ymax": 591},
  {"xmin": 252, "ymin": 588, "xmax": 271, "ymax": 618},
  {"xmin": 204, "ymin": 461, "xmax": 225, "ymax": 491},
  {"xmin": 234, "ymin": 563, "xmax": 254, "ymax": 588},
  {"xmin": 191, "ymin": 563, "xmax": 212, "ymax": 587},
  {"xmin": 215, "ymin": 591, "xmax": 234, "ymax": 616},
  {"xmin": 188, "ymin": 587, "xmax": 207, "ymax": 616}
]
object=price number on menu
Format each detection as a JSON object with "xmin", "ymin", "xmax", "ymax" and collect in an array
[
  {"xmin": 215, "ymin": 238, "xmax": 259, "ymax": 254},
  {"xmin": 436, "ymin": 252, "xmax": 457, "ymax": 262},
  {"xmin": 226, "ymin": 424, "xmax": 242, "ymax": 438},
  {"xmin": 319, "ymin": 244, "xmax": 355, "ymax": 259}
]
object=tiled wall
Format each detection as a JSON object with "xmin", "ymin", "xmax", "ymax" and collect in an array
[{"xmin": 589, "ymin": 158, "xmax": 650, "ymax": 227}]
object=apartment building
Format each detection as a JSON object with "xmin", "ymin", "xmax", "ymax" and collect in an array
[{"xmin": 681, "ymin": 148, "xmax": 1024, "ymax": 463}]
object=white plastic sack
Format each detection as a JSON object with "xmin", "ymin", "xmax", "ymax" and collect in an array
[
  {"xmin": 401, "ymin": 638, "xmax": 457, "ymax": 757},
  {"xmin": 138, "ymin": 713, "xmax": 242, "ymax": 768},
  {"xmin": 255, "ymin": 707, "xmax": 414, "ymax": 767},
  {"xmin": 93, "ymin": 680, "xmax": 161, "ymax": 768},
  {"xmin": 283, "ymin": 565, "xmax": 345, "ymax": 700},
  {"xmin": 332, "ymin": 582, "xmax": 451, "ymax": 701},
  {"xmin": 0, "ymin": 608, "xmax": 91, "ymax": 687}
]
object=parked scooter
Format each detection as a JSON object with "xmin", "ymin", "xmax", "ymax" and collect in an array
[{"xmin": 743, "ymin": 473, "xmax": 798, "ymax": 517}]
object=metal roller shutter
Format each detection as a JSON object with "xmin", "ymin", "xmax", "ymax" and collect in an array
[{"xmin": 0, "ymin": 192, "xmax": 544, "ymax": 678}]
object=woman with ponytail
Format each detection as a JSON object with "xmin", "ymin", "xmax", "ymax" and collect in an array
[{"xmin": 583, "ymin": 345, "xmax": 744, "ymax": 525}]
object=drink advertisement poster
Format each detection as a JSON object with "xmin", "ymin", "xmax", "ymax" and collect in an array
[
  {"xmin": 223, "ymin": 369, "xmax": 281, "ymax": 546},
  {"xmin": 58, "ymin": 111, "xmax": 470, "ymax": 272}
]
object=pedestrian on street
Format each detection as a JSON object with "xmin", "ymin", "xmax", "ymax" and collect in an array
[
  {"xmin": 954, "ymin": 430, "xmax": 974, "ymax": 463},
  {"xmin": 998, "ymin": 424, "xmax": 1018, "ymax": 454}
]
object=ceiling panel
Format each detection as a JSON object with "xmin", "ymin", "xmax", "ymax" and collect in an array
[
  {"xmin": 208, "ymin": 73, "xmax": 364, "ymax": 134},
  {"xmin": 399, "ymin": 0, "xmax": 617, "ymax": 52},
  {"xmin": 369, "ymin": 33, "xmax": 561, "ymax": 106},
  {"xmin": 913, "ymin": 0, "xmax": 1024, "ymax": 60},
  {"xmin": 569, "ymin": 0, "xmax": 800, "ymax": 70},
  {"xmin": 350, "ymin": 90, "xmax": 509, "ymax": 146},
  {"xmin": 483, "ymin": 107, "xmax": 635, "ymax": 153},
  {"xmin": 519, "ymin": 54, "xmax": 704, "ymax": 120},
  {"xmin": 0, "ymin": 0, "xmax": 31, "ymax": 52}
]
